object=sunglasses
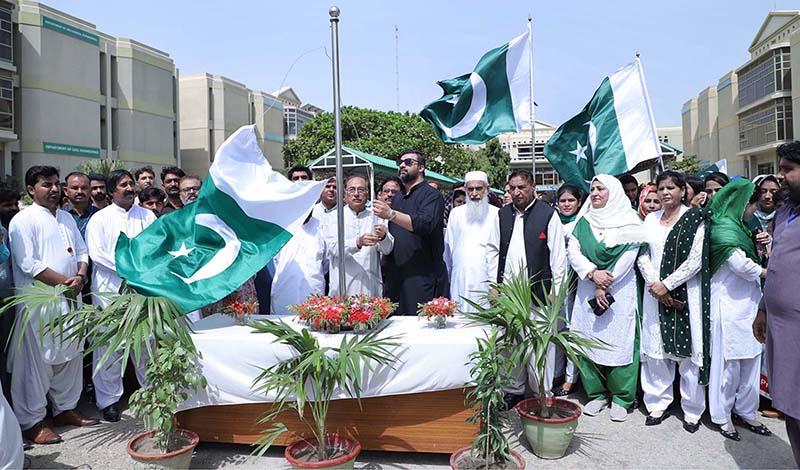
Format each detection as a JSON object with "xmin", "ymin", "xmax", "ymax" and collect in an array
[{"xmin": 399, "ymin": 158, "xmax": 419, "ymax": 166}]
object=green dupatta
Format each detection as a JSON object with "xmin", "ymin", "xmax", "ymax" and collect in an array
[
  {"xmin": 659, "ymin": 207, "xmax": 712, "ymax": 385},
  {"xmin": 572, "ymin": 218, "xmax": 643, "ymax": 271},
  {"xmin": 708, "ymin": 179, "xmax": 759, "ymax": 276}
]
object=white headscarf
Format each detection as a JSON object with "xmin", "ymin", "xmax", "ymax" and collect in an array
[{"xmin": 574, "ymin": 174, "xmax": 646, "ymax": 247}]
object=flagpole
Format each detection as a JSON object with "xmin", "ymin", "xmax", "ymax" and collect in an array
[
  {"xmin": 330, "ymin": 6, "xmax": 346, "ymax": 296},
  {"xmin": 528, "ymin": 17, "xmax": 536, "ymax": 180}
]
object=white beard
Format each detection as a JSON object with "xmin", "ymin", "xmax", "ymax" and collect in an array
[{"xmin": 465, "ymin": 195, "xmax": 489, "ymax": 223}]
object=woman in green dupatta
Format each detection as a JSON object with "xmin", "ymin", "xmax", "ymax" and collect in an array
[
  {"xmin": 707, "ymin": 178, "xmax": 770, "ymax": 441},
  {"xmin": 567, "ymin": 175, "xmax": 647, "ymax": 422}
]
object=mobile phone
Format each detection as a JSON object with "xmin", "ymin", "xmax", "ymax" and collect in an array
[{"xmin": 671, "ymin": 299, "xmax": 686, "ymax": 310}]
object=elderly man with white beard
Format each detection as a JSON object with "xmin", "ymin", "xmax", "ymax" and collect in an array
[{"xmin": 444, "ymin": 171, "xmax": 500, "ymax": 312}]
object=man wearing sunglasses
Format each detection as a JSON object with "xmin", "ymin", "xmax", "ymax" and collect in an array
[{"xmin": 373, "ymin": 150, "xmax": 448, "ymax": 315}]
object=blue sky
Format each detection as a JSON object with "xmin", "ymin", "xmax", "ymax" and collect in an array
[{"xmin": 48, "ymin": 0, "xmax": 787, "ymax": 127}]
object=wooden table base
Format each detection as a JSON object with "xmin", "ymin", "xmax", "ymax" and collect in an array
[{"xmin": 175, "ymin": 388, "xmax": 477, "ymax": 453}]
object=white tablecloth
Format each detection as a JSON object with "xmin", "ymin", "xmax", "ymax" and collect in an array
[{"xmin": 177, "ymin": 314, "xmax": 488, "ymax": 411}]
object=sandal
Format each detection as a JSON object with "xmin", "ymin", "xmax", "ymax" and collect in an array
[
  {"xmin": 552, "ymin": 385, "xmax": 572, "ymax": 397},
  {"xmin": 732, "ymin": 414, "xmax": 773, "ymax": 436},
  {"xmin": 719, "ymin": 427, "xmax": 741, "ymax": 441}
]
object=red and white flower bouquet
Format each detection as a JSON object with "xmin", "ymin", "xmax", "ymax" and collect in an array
[
  {"xmin": 417, "ymin": 297, "xmax": 457, "ymax": 329},
  {"xmin": 291, "ymin": 294, "xmax": 396, "ymax": 333}
]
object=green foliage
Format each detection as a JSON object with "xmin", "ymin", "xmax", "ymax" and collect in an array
[
  {"xmin": 249, "ymin": 319, "xmax": 401, "ymax": 462},
  {"xmin": 462, "ymin": 268, "xmax": 607, "ymax": 418},
  {"xmin": 76, "ymin": 159, "xmax": 128, "ymax": 176},
  {"xmin": 282, "ymin": 106, "xmax": 507, "ymax": 184},
  {"xmin": 478, "ymin": 138, "xmax": 511, "ymax": 189},
  {"xmin": 670, "ymin": 154, "xmax": 701, "ymax": 174},
  {"xmin": 0, "ymin": 281, "xmax": 204, "ymax": 453},
  {"xmin": 465, "ymin": 327, "xmax": 513, "ymax": 466},
  {"xmin": 129, "ymin": 342, "xmax": 206, "ymax": 451}
]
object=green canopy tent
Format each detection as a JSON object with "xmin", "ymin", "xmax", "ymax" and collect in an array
[{"xmin": 308, "ymin": 146, "xmax": 461, "ymax": 200}]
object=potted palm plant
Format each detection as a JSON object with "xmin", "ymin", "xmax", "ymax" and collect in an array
[
  {"xmin": 450, "ymin": 327, "xmax": 526, "ymax": 470},
  {"xmin": 249, "ymin": 318, "xmax": 400, "ymax": 469},
  {"xmin": 463, "ymin": 269, "xmax": 605, "ymax": 460},
  {"xmin": 1, "ymin": 282, "xmax": 205, "ymax": 469}
]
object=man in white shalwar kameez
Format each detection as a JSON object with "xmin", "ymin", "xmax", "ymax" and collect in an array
[
  {"xmin": 326, "ymin": 175, "xmax": 393, "ymax": 297},
  {"xmin": 271, "ymin": 215, "xmax": 328, "ymax": 314},
  {"xmin": 86, "ymin": 170, "xmax": 156, "ymax": 422},
  {"xmin": 0, "ymin": 377, "xmax": 23, "ymax": 469},
  {"xmin": 444, "ymin": 171, "xmax": 499, "ymax": 312},
  {"xmin": 8, "ymin": 165, "xmax": 99, "ymax": 445}
]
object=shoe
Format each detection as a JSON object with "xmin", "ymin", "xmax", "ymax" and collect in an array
[
  {"xmin": 683, "ymin": 420, "xmax": 700, "ymax": 433},
  {"xmin": 22, "ymin": 421, "xmax": 62, "ymax": 444},
  {"xmin": 761, "ymin": 409, "xmax": 782, "ymax": 419},
  {"xmin": 732, "ymin": 414, "xmax": 772, "ymax": 436},
  {"xmin": 52, "ymin": 410, "xmax": 99, "ymax": 427},
  {"xmin": 645, "ymin": 410, "xmax": 670, "ymax": 426},
  {"xmin": 583, "ymin": 398, "xmax": 608, "ymax": 417},
  {"xmin": 552, "ymin": 383, "xmax": 574, "ymax": 397},
  {"xmin": 610, "ymin": 402, "xmax": 628, "ymax": 422},
  {"xmin": 103, "ymin": 403, "xmax": 121, "ymax": 423},
  {"xmin": 719, "ymin": 423, "xmax": 741, "ymax": 441}
]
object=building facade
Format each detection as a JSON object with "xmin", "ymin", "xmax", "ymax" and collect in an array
[
  {"xmin": 273, "ymin": 87, "xmax": 320, "ymax": 143},
  {"xmin": 6, "ymin": 1, "xmax": 180, "ymax": 180},
  {"xmin": 179, "ymin": 73, "xmax": 284, "ymax": 177},
  {"xmin": 683, "ymin": 11, "xmax": 800, "ymax": 177}
]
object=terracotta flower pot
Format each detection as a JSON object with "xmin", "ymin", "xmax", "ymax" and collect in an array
[
  {"xmin": 285, "ymin": 433, "xmax": 361, "ymax": 469},
  {"xmin": 449, "ymin": 446, "xmax": 526, "ymax": 469},
  {"xmin": 515, "ymin": 397, "xmax": 581, "ymax": 460},
  {"xmin": 127, "ymin": 428, "xmax": 199, "ymax": 469}
]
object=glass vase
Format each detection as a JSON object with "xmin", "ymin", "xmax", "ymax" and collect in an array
[{"xmin": 433, "ymin": 316, "xmax": 448, "ymax": 329}]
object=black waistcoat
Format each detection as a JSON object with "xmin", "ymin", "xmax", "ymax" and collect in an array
[{"xmin": 497, "ymin": 200, "xmax": 554, "ymax": 302}]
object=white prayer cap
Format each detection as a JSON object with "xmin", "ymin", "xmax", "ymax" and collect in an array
[{"xmin": 464, "ymin": 171, "xmax": 488, "ymax": 184}]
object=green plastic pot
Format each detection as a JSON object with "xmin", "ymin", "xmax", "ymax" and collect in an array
[{"xmin": 515, "ymin": 397, "xmax": 581, "ymax": 459}]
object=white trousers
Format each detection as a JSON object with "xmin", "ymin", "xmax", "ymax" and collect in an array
[
  {"xmin": 708, "ymin": 331, "xmax": 760, "ymax": 425},
  {"xmin": 506, "ymin": 343, "xmax": 555, "ymax": 396},
  {"xmin": 641, "ymin": 356, "xmax": 705, "ymax": 422},
  {"xmin": 0, "ymin": 380, "xmax": 23, "ymax": 470},
  {"xmin": 10, "ymin": 332, "xmax": 82, "ymax": 430},
  {"xmin": 554, "ymin": 348, "xmax": 580, "ymax": 384},
  {"xmin": 92, "ymin": 345, "xmax": 148, "ymax": 410}
]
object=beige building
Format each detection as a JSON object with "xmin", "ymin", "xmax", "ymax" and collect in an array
[
  {"xmin": 683, "ymin": 11, "xmax": 800, "ymax": 177},
  {"xmin": 273, "ymin": 87, "xmax": 321, "ymax": 143},
  {"xmin": 498, "ymin": 122, "xmax": 682, "ymax": 189},
  {"xmin": 179, "ymin": 73, "xmax": 285, "ymax": 178},
  {"xmin": 4, "ymin": 1, "xmax": 180, "ymax": 180}
]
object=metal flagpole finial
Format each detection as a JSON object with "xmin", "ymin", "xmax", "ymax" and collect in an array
[
  {"xmin": 329, "ymin": 6, "xmax": 340, "ymax": 20},
  {"xmin": 635, "ymin": 51, "xmax": 640, "ymax": 59}
]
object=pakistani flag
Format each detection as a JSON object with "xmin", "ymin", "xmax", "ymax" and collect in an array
[
  {"xmin": 420, "ymin": 27, "xmax": 532, "ymax": 144},
  {"xmin": 115, "ymin": 125, "xmax": 325, "ymax": 313},
  {"xmin": 544, "ymin": 59, "xmax": 661, "ymax": 190},
  {"xmin": 695, "ymin": 158, "xmax": 728, "ymax": 178}
]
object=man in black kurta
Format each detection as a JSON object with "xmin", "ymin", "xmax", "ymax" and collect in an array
[{"xmin": 373, "ymin": 150, "xmax": 447, "ymax": 315}]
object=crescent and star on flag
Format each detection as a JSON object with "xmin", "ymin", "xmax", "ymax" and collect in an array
[{"xmin": 167, "ymin": 213, "xmax": 242, "ymax": 285}]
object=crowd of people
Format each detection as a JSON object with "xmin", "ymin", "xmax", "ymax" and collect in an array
[{"xmin": 0, "ymin": 140, "xmax": 799, "ymax": 467}]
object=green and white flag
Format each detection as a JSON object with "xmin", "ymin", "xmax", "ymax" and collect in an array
[
  {"xmin": 115, "ymin": 125, "xmax": 325, "ymax": 313},
  {"xmin": 695, "ymin": 158, "xmax": 728, "ymax": 178},
  {"xmin": 420, "ymin": 27, "xmax": 532, "ymax": 144},
  {"xmin": 544, "ymin": 59, "xmax": 660, "ymax": 190}
]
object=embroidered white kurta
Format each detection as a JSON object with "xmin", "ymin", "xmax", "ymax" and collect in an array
[
  {"xmin": 8, "ymin": 204, "xmax": 88, "ymax": 365},
  {"xmin": 271, "ymin": 217, "xmax": 328, "ymax": 314},
  {"xmin": 325, "ymin": 206, "xmax": 393, "ymax": 297},
  {"xmin": 568, "ymin": 231, "xmax": 639, "ymax": 366},
  {"xmin": 710, "ymin": 249, "xmax": 762, "ymax": 360},
  {"xmin": 637, "ymin": 207, "xmax": 706, "ymax": 367},
  {"xmin": 444, "ymin": 204, "xmax": 500, "ymax": 312},
  {"xmin": 86, "ymin": 203, "xmax": 156, "ymax": 304}
]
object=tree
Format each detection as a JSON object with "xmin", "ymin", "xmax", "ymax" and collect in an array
[
  {"xmin": 478, "ymin": 138, "xmax": 511, "ymax": 189},
  {"xmin": 670, "ymin": 154, "xmax": 701, "ymax": 174},
  {"xmin": 76, "ymin": 159, "xmax": 128, "ymax": 176},
  {"xmin": 282, "ymin": 106, "xmax": 504, "ymax": 183}
]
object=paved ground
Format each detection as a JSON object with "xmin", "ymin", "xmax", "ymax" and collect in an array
[{"xmin": 23, "ymin": 391, "xmax": 797, "ymax": 469}]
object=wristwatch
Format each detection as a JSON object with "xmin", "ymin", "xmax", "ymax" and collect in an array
[
  {"xmin": 587, "ymin": 270, "xmax": 595, "ymax": 281},
  {"xmin": 388, "ymin": 209, "xmax": 397, "ymax": 221}
]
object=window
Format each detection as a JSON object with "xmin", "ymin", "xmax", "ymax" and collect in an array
[
  {"xmin": 738, "ymin": 98, "xmax": 793, "ymax": 150},
  {"xmin": 110, "ymin": 56, "xmax": 118, "ymax": 98},
  {"xmin": 757, "ymin": 162, "xmax": 774, "ymax": 176},
  {"xmin": 738, "ymin": 47, "xmax": 791, "ymax": 108},
  {"xmin": 0, "ymin": 6, "xmax": 11, "ymax": 63},
  {"xmin": 209, "ymin": 129, "xmax": 215, "ymax": 162},
  {"xmin": 0, "ymin": 73, "xmax": 12, "ymax": 130},
  {"xmin": 111, "ymin": 108, "xmax": 118, "ymax": 150},
  {"xmin": 100, "ymin": 105, "xmax": 107, "ymax": 150},
  {"xmin": 534, "ymin": 169, "xmax": 559, "ymax": 187},
  {"xmin": 99, "ymin": 52, "xmax": 107, "ymax": 96}
]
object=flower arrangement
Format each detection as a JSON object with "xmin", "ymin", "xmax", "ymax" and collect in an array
[
  {"xmin": 291, "ymin": 294, "xmax": 396, "ymax": 333},
  {"xmin": 224, "ymin": 298, "xmax": 259, "ymax": 325},
  {"xmin": 417, "ymin": 297, "xmax": 457, "ymax": 329}
]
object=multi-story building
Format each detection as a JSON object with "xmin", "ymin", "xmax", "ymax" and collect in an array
[
  {"xmin": 683, "ymin": 11, "xmax": 800, "ymax": 177},
  {"xmin": 498, "ymin": 122, "xmax": 682, "ymax": 189},
  {"xmin": 179, "ymin": 73, "xmax": 284, "ymax": 177},
  {"xmin": 6, "ymin": 1, "xmax": 180, "ymax": 180},
  {"xmin": 273, "ymin": 87, "xmax": 321, "ymax": 143}
]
